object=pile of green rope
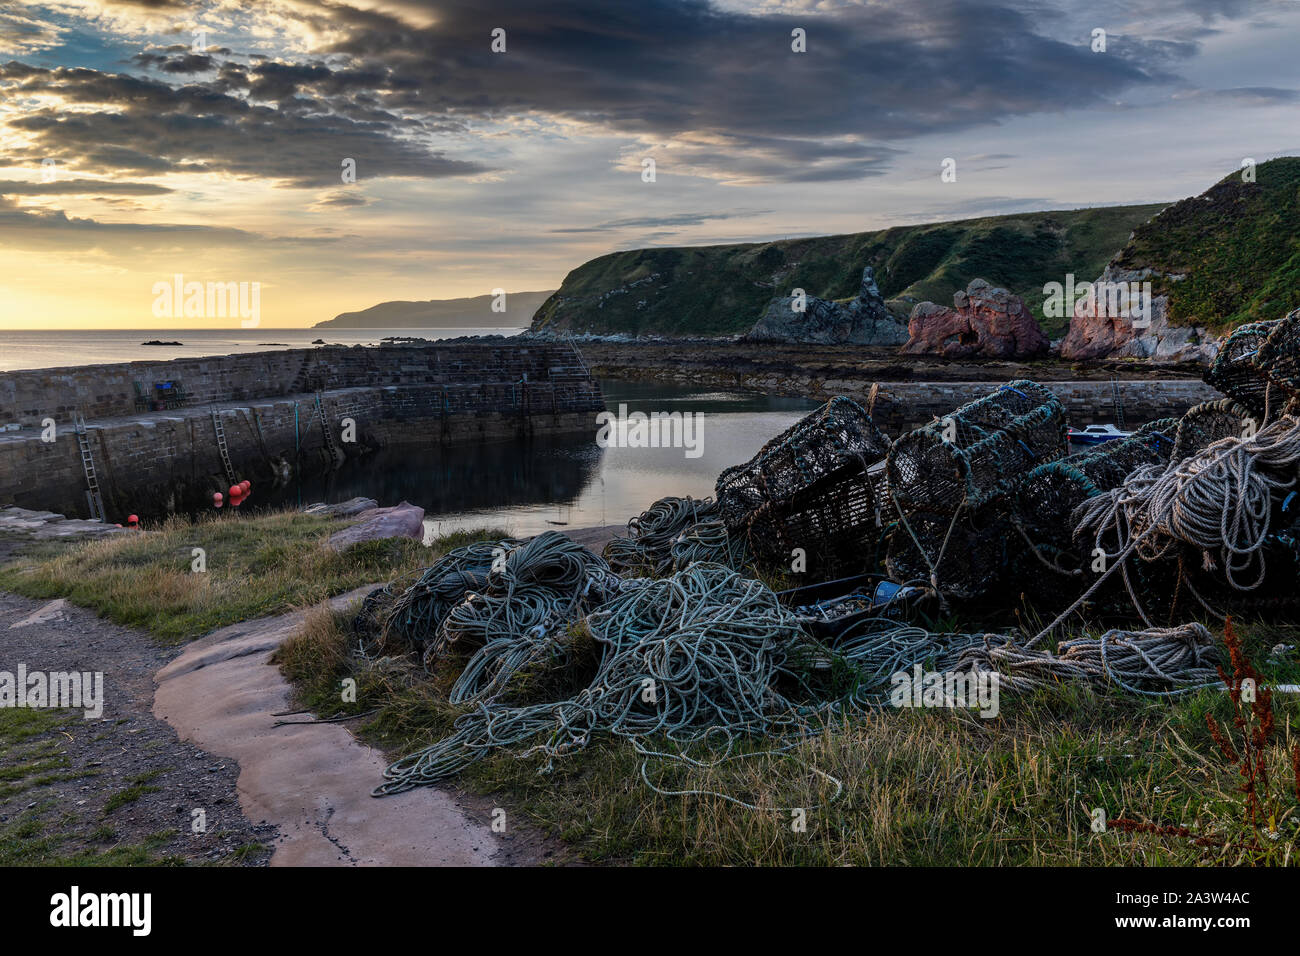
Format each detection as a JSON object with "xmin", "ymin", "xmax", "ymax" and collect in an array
[
  {"xmin": 375, "ymin": 563, "xmax": 810, "ymax": 795},
  {"xmin": 426, "ymin": 532, "xmax": 617, "ymax": 696},
  {"xmin": 380, "ymin": 538, "xmax": 518, "ymax": 652},
  {"xmin": 603, "ymin": 496, "xmax": 719, "ymax": 576},
  {"xmin": 670, "ymin": 518, "xmax": 751, "ymax": 572}
]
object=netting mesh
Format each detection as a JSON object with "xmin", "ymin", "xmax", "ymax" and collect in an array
[
  {"xmin": 715, "ymin": 396, "xmax": 890, "ymax": 582},
  {"xmin": 1014, "ymin": 418, "xmax": 1178, "ymax": 556},
  {"xmin": 884, "ymin": 504, "xmax": 1011, "ymax": 601},
  {"xmin": 1203, "ymin": 319, "xmax": 1281, "ymax": 420},
  {"xmin": 1249, "ymin": 307, "xmax": 1300, "ymax": 406},
  {"xmin": 886, "ymin": 381, "xmax": 1067, "ymax": 515},
  {"xmin": 1171, "ymin": 398, "xmax": 1254, "ymax": 462}
]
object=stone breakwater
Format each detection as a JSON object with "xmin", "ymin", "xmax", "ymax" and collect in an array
[{"xmin": 0, "ymin": 344, "xmax": 604, "ymax": 520}]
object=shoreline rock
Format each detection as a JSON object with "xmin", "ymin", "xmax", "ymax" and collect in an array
[
  {"xmin": 903, "ymin": 279, "xmax": 1049, "ymax": 360},
  {"xmin": 745, "ymin": 267, "xmax": 909, "ymax": 346}
]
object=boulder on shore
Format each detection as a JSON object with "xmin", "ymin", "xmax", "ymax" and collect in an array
[
  {"xmin": 903, "ymin": 279, "xmax": 1049, "ymax": 359},
  {"xmin": 746, "ymin": 267, "xmax": 909, "ymax": 346},
  {"xmin": 1059, "ymin": 265, "xmax": 1218, "ymax": 363},
  {"xmin": 328, "ymin": 501, "xmax": 425, "ymax": 551}
]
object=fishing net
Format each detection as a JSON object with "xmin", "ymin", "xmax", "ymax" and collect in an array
[
  {"xmin": 603, "ymin": 496, "xmax": 719, "ymax": 577},
  {"xmin": 715, "ymin": 396, "xmax": 891, "ymax": 582},
  {"xmin": 884, "ymin": 504, "xmax": 1012, "ymax": 601},
  {"xmin": 1014, "ymin": 418, "xmax": 1178, "ymax": 558},
  {"xmin": 1170, "ymin": 398, "xmax": 1254, "ymax": 462},
  {"xmin": 1204, "ymin": 319, "xmax": 1281, "ymax": 420},
  {"xmin": 886, "ymin": 381, "xmax": 1066, "ymax": 515},
  {"xmin": 374, "ymin": 563, "xmax": 813, "ymax": 795}
]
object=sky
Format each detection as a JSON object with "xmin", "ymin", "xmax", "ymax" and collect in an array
[{"xmin": 0, "ymin": 0, "xmax": 1297, "ymax": 329}]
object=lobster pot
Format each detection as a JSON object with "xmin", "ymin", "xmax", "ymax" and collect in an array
[
  {"xmin": 716, "ymin": 396, "xmax": 890, "ymax": 530},
  {"xmin": 885, "ymin": 505, "xmax": 1011, "ymax": 601},
  {"xmin": 1204, "ymin": 320, "xmax": 1281, "ymax": 420},
  {"xmin": 1249, "ymin": 308, "xmax": 1300, "ymax": 406},
  {"xmin": 1171, "ymin": 398, "xmax": 1253, "ymax": 462},
  {"xmin": 741, "ymin": 466, "xmax": 886, "ymax": 581},
  {"xmin": 1014, "ymin": 418, "xmax": 1177, "ymax": 554},
  {"xmin": 887, "ymin": 381, "xmax": 1067, "ymax": 516}
]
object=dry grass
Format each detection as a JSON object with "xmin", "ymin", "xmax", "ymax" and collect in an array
[{"xmin": 0, "ymin": 507, "xmax": 500, "ymax": 643}]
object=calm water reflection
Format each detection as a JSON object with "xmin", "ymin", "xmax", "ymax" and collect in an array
[{"xmin": 264, "ymin": 380, "xmax": 819, "ymax": 538}]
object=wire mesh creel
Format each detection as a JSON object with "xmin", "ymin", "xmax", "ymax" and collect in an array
[
  {"xmin": 715, "ymin": 396, "xmax": 891, "ymax": 582},
  {"xmin": 886, "ymin": 380, "xmax": 1067, "ymax": 516}
]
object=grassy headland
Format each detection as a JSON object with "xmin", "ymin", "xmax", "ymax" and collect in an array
[
  {"xmin": 532, "ymin": 204, "xmax": 1166, "ymax": 339},
  {"xmin": 1116, "ymin": 156, "xmax": 1300, "ymax": 331}
]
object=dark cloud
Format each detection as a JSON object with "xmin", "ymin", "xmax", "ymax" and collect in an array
[
  {"xmin": 0, "ymin": 62, "xmax": 493, "ymax": 187},
  {"xmin": 0, "ymin": 0, "xmax": 1281, "ymax": 191},
  {"xmin": 0, "ymin": 179, "xmax": 174, "ymax": 195},
  {"xmin": 550, "ymin": 210, "xmax": 772, "ymax": 233}
]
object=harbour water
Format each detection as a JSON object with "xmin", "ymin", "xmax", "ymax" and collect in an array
[{"xmin": 253, "ymin": 380, "xmax": 820, "ymax": 538}]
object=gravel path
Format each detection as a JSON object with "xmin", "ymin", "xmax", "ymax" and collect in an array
[{"xmin": 0, "ymin": 590, "xmax": 273, "ymax": 864}]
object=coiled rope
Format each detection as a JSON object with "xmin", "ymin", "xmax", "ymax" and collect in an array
[
  {"xmin": 1029, "ymin": 414, "xmax": 1300, "ymax": 646},
  {"xmin": 603, "ymin": 496, "xmax": 719, "ymax": 576},
  {"xmin": 376, "ymin": 563, "xmax": 843, "ymax": 806}
]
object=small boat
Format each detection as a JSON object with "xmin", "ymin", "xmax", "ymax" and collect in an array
[{"xmin": 1068, "ymin": 423, "xmax": 1131, "ymax": 446}]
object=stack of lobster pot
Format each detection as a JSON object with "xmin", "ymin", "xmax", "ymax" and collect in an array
[
  {"xmin": 885, "ymin": 380, "xmax": 1067, "ymax": 601},
  {"xmin": 715, "ymin": 396, "xmax": 891, "ymax": 583}
]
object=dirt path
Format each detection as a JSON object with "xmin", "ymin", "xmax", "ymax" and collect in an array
[{"xmin": 0, "ymin": 590, "xmax": 272, "ymax": 864}]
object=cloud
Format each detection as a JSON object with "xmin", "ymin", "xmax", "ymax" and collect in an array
[
  {"xmin": 2, "ymin": 0, "xmax": 1203, "ymax": 189},
  {"xmin": 0, "ymin": 62, "xmax": 494, "ymax": 187},
  {"xmin": 550, "ymin": 210, "xmax": 773, "ymax": 233},
  {"xmin": 0, "ymin": 178, "xmax": 174, "ymax": 195}
]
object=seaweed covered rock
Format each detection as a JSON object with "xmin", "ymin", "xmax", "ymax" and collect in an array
[{"xmin": 746, "ymin": 266, "xmax": 908, "ymax": 346}]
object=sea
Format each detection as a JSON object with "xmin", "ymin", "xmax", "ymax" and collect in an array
[{"xmin": 0, "ymin": 327, "xmax": 525, "ymax": 373}]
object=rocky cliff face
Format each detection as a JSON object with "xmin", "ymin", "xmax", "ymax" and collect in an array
[
  {"xmin": 902, "ymin": 279, "xmax": 1049, "ymax": 359},
  {"xmin": 745, "ymin": 267, "xmax": 908, "ymax": 346},
  {"xmin": 1059, "ymin": 265, "xmax": 1217, "ymax": 363}
]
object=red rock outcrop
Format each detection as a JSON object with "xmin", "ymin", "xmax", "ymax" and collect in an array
[{"xmin": 903, "ymin": 279, "xmax": 1049, "ymax": 359}]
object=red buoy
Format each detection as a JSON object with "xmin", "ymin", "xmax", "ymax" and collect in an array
[
  {"xmin": 213, "ymin": 492, "xmax": 223, "ymax": 508},
  {"xmin": 127, "ymin": 514, "xmax": 139, "ymax": 527},
  {"xmin": 229, "ymin": 485, "xmax": 241, "ymax": 499},
  {"xmin": 240, "ymin": 480, "xmax": 251, "ymax": 493}
]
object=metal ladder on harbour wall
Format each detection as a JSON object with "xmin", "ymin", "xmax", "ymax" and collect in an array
[
  {"xmin": 1110, "ymin": 378, "xmax": 1127, "ymax": 431},
  {"xmin": 72, "ymin": 412, "xmax": 106, "ymax": 523},
  {"xmin": 315, "ymin": 392, "xmax": 342, "ymax": 464},
  {"xmin": 210, "ymin": 407, "xmax": 237, "ymax": 484}
]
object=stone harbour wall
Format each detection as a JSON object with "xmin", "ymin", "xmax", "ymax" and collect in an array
[
  {"xmin": 0, "ymin": 343, "xmax": 596, "ymax": 427},
  {"xmin": 0, "ymin": 344, "xmax": 605, "ymax": 519}
]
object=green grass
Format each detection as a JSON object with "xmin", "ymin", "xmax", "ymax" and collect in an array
[
  {"xmin": 1116, "ymin": 157, "xmax": 1300, "ymax": 331},
  {"xmin": 532, "ymin": 204, "xmax": 1167, "ymax": 339},
  {"xmin": 103, "ymin": 771, "xmax": 163, "ymax": 813},
  {"xmin": 0, "ymin": 508, "xmax": 498, "ymax": 643},
  {"xmin": 280, "ymin": 603, "xmax": 1300, "ymax": 866},
  {"xmin": 0, "ymin": 710, "xmax": 186, "ymax": 865}
]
